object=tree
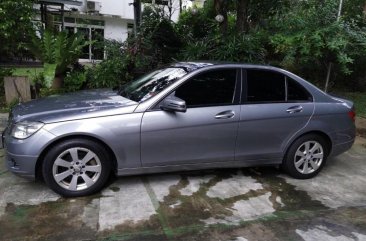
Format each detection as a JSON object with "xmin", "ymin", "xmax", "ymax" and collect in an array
[
  {"xmin": 0, "ymin": 0, "xmax": 35, "ymax": 61},
  {"xmin": 236, "ymin": 0, "xmax": 249, "ymax": 33},
  {"xmin": 214, "ymin": 0, "xmax": 228, "ymax": 34}
]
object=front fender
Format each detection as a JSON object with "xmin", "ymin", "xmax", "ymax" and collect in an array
[{"xmin": 43, "ymin": 113, "xmax": 143, "ymax": 169}]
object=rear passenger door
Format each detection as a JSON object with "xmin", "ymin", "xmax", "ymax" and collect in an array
[{"xmin": 235, "ymin": 69, "xmax": 315, "ymax": 163}]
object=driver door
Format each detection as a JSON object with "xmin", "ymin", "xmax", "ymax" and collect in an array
[{"xmin": 140, "ymin": 68, "xmax": 241, "ymax": 167}]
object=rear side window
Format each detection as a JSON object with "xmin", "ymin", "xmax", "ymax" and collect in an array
[
  {"xmin": 287, "ymin": 77, "xmax": 313, "ymax": 102},
  {"xmin": 245, "ymin": 69, "xmax": 312, "ymax": 103},
  {"xmin": 247, "ymin": 70, "xmax": 286, "ymax": 102},
  {"xmin": 175, "ymin": 69, "xmax": 237, "ymax": 107}
]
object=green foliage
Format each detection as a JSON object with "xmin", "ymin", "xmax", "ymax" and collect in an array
[
  {"xmin": 0, "ymin": 68, "xmax": 13, "ymax": 95},
  {"xmin": 64, "ymin": 70, "xmax": 86, "ymax": 92},
  {"xmin": 86, "ymin": 40, "xmax": 130, "ymax": 89},
  {"xmin": 27, "ymin": 30, "xmax": 89, "ymax": 87},
  {"xmin": 336, "ymin": 92, "xmax": 366, "ymax": 118},
  {"xmin": 268, "ymin": 0, "xmax": 366, "ymax": 85},
  {"xmin": 39, "ymin": 88, "xmax": 65, "ymax": 98},
  {"xmin": 31, "ymin": 72, "xmax": 45, "ymax": 87},
  {"xmin": 177, "ymin": 1, "xmax": 267, "ymax": 64},
  {"xmin": 176, "ymin": 1, "xmax": 217, "ymax": 41},
  {"xmin": 87, "ymin": 6, "xmax": 182, "ymax": 89},
  {"xmin": 180, "ymin": 33, "xmax": 266, "ymax": 63},
  {"xmin": 0, "ymin": 0, "xmax": 35, "ymax": 60},
  {"xmin": 87, "ymin": 0, "xmax": 366, "ymax": 93},
  {"xmin": 7, "ymin": 98, "xmax": 20, "ymax": 110},
  {"xmin": 12, "ymin": 68, "xmax": 44, "ymax": 82}
]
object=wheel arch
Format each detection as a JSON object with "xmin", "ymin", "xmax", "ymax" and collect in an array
[
  {"xmin": 35, "ymin": 134, "xmax": 118, "ymax": 180},
  {"xmin": 284, "ymin": 130, "xmax": 333, "ymax": 158}
]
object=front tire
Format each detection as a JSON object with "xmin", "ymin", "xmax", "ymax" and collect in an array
[
  {"xmin": 283, "ymin": 134, "xmax": 329, "ymax": 179},
  {"xmin": 42, "ymin": 139, "xmax": 111, "ymax": 197}
]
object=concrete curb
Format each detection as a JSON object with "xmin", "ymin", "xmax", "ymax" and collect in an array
[{"xmin": 0, "ymin": 113, "xmax": 8, "ymax": 131}]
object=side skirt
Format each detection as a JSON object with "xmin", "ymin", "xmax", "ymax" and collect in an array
[{"xmin": 116, "ymin": 159, "xmax": 282, "ymax": 176}]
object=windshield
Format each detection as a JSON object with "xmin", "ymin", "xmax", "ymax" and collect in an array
[{"xmin": 119, "ymin": 67, "xmax": 188, "ymax": 102}]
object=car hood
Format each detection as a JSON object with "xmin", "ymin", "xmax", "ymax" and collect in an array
[{"xmin": 11, "ymin": 89, "xmax": 138, "ymax": 123}]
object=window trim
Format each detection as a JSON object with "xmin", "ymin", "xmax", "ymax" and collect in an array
[
  {"xmin": 149, "ymin": 68, "xmax": 242, "ymax": 111},
  {"xmin": 241, "ymin": 68, "xmax": 313, "ymax": 104}
]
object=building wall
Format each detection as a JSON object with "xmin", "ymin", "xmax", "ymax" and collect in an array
[
  {"xmin": 104, "ymin": 17, "xmax": 130, "ymax": 42},
  {"xmin": 99, "ymin": 0, "xmax": 134, "ymax": 20}
]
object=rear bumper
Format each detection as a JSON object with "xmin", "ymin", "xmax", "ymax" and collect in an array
[
  {"xmin": 5, "ymin": 151, "xmax": 37, "ymax": 180},
  {"xmin": 330, "ymin": 139, "xmax": 355, "ymax": 157}
]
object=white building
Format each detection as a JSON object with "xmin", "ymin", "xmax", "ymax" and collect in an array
[{"xmin": 35, "ymin": 0, "xmax": 205, "ymax": 61}]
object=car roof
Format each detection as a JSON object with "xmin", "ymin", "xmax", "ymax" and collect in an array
[{"xmin": 170, "ymin": 61, "xmax": 284, "ymax": 73}]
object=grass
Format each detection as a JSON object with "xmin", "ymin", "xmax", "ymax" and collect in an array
[
  {"xmin": 12, "ymin": 67, "xmax": 43, "ymax": 82},
  {"xmin": 337, "ymin": 92, "xmax": 366, "ymax": 118}
]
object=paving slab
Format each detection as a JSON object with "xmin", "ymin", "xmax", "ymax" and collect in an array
[{"xmin": 0, "ymin": 136, "xmax": 366, "ymax": 241}]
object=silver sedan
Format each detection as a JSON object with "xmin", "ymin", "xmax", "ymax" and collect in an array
[{"xmin": 2, "ymin": 62, "xmax": 356, "ymax": 197}]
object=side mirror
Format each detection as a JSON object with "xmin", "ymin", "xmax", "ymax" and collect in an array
[{"xmin": 160, "ymin": 96, "xmax": 187, "ymax": 113}]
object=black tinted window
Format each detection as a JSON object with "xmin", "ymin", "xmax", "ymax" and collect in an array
[
  {"xmin": 247, "ymin": 70, "xmax": 286, "ymax": 102},
  {"xmin": 287, "ymin": 78, "xmax": 312, "ymax": 102},
  {"xmin": 175, "ymin": 69, "xmax": 237, "ymax": 107}
]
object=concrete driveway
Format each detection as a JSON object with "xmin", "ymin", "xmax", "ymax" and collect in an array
[{"xmin": 0, "ymin": 114, "xmax": 366, "ymax": 240}]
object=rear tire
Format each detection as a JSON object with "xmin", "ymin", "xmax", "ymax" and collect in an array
[
  {"xmin": 282, "ymin": 134, "xmax": 329, "ymax": 179},
  {"xmin": 42, "ymin": 138, "xmax": 111, "ymax": 197}
]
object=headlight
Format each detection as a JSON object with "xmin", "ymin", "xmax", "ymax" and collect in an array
[{"xmin": 11, "ymin": 121, "xmax": 44, "ymax": 139}]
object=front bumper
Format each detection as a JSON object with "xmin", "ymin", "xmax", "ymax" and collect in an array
[
  {"xmin": 2, "ymin": 127, "xmax": 56, "ymax": 180},
  {"xmin": 5, "ymin": 151, "xmax": 38, "ymax": 179}
]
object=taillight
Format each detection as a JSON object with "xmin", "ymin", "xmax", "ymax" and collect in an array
[{"xmin": 348, "ymin": 109, "xmax": 356, "ymax": 122}]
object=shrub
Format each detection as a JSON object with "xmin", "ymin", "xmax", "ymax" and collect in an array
[{"xmin": 64, "ymin": 70, "xmax": 86, "ymax": 92}]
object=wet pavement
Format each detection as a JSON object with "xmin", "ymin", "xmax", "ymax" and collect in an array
[
  {"xmin": 0, "ymin": 117, "xmax": 366, "ymax": 240},
  {"xmin": 1, "ymin": 144, "xmax": 366, "ymax": 241}
]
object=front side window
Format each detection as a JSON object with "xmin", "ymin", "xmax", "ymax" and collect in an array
[
  {"xmin": 120, "ymin": 67, "xmax": 188, "ymax": 102},
  {"xmin": 175, "ymin": 69, "xmax": 237, "ymax": 107}
]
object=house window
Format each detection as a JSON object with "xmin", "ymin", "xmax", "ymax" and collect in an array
[
  {"xmin": 61, "ymin": 18, "xmax": 105, "ymax": 61},
  {"xmin": 142, "ymin": 0, "xmax": 169, "ymax": 6}
]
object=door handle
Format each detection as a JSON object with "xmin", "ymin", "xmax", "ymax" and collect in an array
[
  {"xmin": 286, "ymin": 106, "xmax": 303, "ymax": 114},
  {"xmin": 215, "ymin": 110, "xmax": 235, "ymax": 119}
]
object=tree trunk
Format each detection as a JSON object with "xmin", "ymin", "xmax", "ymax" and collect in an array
[
  {"xmin": 179, "ymin": 0, "xmax": 182, "ymax": 14},
  {"xmin": 324, "ymin": 62, "xmax": 332, "ymax": 93},
  {"xmin": 214, "ymin": 0, "xmax": 228, "ymax": 34},
  {"xmin": 168, "ymin": 0, "xmax": 173, "ymax": 20},
  {"xmin": 236, "ymin": 0, "xmax": 250, "ymax": 33},
  {"xmin": 133, "ymin": 0, "xmax": 141, "ymax": 35}
]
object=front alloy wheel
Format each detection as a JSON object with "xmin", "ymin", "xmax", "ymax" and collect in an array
[
  {"xmin": 43, "ymin": 139, "xmax": 111, "ymax": 197},
  {"xmin": 52, "ymin": 147, "xmax": 102, "ymax": 191}
]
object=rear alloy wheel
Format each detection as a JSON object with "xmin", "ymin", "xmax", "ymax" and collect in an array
[
  {"xmin": 283, "ymin": 134, "xmax": 329, "ymax": 179},
  {"xmin": 43, "ymin": 139, "xmax": 111, "ymax": 197}
]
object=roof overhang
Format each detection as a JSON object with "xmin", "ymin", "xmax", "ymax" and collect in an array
[{"xmin": 38, "ymin": 0, "xmax": 83, "ymax": 6}]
